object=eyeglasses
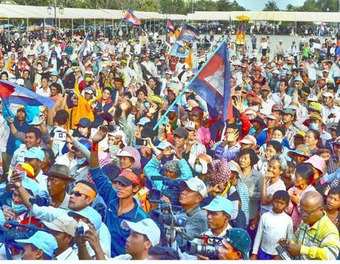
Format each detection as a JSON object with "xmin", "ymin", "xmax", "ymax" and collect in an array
[
  {"xmin": 70, "ymin": 191, "xmax": 83, "ymax": 197},
  {"xmin": 300, "ymin": 206, "xmax": 321, "ymax": 216}
]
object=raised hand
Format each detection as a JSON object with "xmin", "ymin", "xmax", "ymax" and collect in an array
[{"xmin": 91, "ymin": 126, "xmax": 108, "ymax": 143}]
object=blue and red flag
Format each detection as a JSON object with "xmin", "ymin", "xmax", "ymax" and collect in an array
[
  {"xmin": 123, "ymin": 9, "xmax": 141, "ymax": 26},
  {"xmin": 78, "ymin": 32, "xmax": 91, "ymax": 59},
  {"xmin": 0, "ymin": 80, "xmax": 55, "ymax": 109},
  {"xmin": 167, "ymin": 20, "xmax": 175, "ymax": 33},
  {"xmin": 177, "ymin": 24, "xmax": 200, "ymax": 42},
  {"xmin": 187, "ymin": 40, "xmax": 232, "ymax": 121}
]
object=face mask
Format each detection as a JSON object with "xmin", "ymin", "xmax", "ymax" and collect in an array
[
  {"xmin": 194, "ymin": 164, "xmax": 203, "ymax": 174},
  {"xmin": 309, "ymin": 123, "xmax": 319, "ymax": 131},
  {"xmin": 37, "ymin": 65, "xmax": 42, "ymax": 71},
  {"xmin": 12, "ymin": 203, "xmax": 27, "ymax": 213},
  {"xmin": 144, "ymin": 102, "xmax": 150, "ymax": 108},
  {"xmin": 76, "ymin": 157, "xmax": 87, "ymax": 166}
]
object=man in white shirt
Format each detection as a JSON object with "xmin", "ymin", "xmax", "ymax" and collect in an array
[
  {"xmin": 141, "ymin": 54, "xmax": 157, "ymax": 78},
  {"xmin": 43, "ymin": 216, "xmax": 79, "ymax": 260},
  {"xmin": 321, "ymin": 91, "xmax": 339, "ymax": 129},
  {"xmin": 36, "ymin": 76, "xmax": 51, "ymax": 97},
  {"xmin": 260, "ymin": 85, "xmax": 275, "ymax": 116},
  {"xmin": 271, "ymin": 80, "xmax": 291, "ymax": 108}
]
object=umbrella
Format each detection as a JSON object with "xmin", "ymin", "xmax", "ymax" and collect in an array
[{"xmin": 236, "ymin": 15, "xmax": 251, "ymax": 22}]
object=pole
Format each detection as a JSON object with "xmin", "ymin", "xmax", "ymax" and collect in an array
[
  {"xmin": 153, "ymin": 37, "xmax": 228, "ymax": 130},
  {"xmin": 26, "ymin": 18, "xmax": 28, "ymax": 35},
  {"xmin": 54, "ymin": 0, "xmax": 57, "ymax": 39},
  {"xmin": 114, "ymin": 19, "xmax": 123, "ymax": 39},
  {"xmin": 43, "ymin": 18, "xmax": 45, "ymax": 38},
  {"xmin": 83, "ymin": 18, "xmax": 86, "ymax": 36},
  {"xmin": 72, "ymin": 18, "xmax": 74, "ymax": 38}
]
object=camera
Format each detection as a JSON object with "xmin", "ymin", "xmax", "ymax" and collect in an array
[
  {"xmin": 76, "ymin": 221, "xmax": 89, "ymax": 236},
  {"xmin": 186, "ymin": 235, "xmax": 223, "ymax": 260},
  {"xmin": 150, "ymin": 176, "xmax": 183, "ymax": 206}
]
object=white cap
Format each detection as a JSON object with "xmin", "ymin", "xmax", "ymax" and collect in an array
[
  {"xmin": 272, "ymin": 69, "xmax": 280, "ymax": 74},
  {"xmin": 323, "ymin": 92, "xmax": 334, "ymax": 98},
  {"xmin": 245, "ymin": 108, "xmax": 257, "ymax": 116},
  {"xmin": 156, "ymin": 140, "xmax": 172, "ymax": 150},
  {"xmin": 240, "ymin": 135, "xmax": 257, "ymax": 146},
  {"xmin": 116, "ymin": 150, "xmax": 134, "ymax": 158},
  {"xmin": 43, "ymin": 216, "xmax": 77, "ymax": 237},
  {"xmin": 307, "ymin": 94, "xmax": 318, "ymax": 102},
  {"xmin": 181, "ymin": 177, "xmax": 207, "ymax": 198},
  {"xmin": 184, "ymin": 121, "xmax": 196, "ymax": 131},
  {"xmin": 232, "ymin": 60, "xmax": 242, "ymax": 67},
  {"xmin": 121, "ymin": 219, "xmax": 160, "ymax": 246}
]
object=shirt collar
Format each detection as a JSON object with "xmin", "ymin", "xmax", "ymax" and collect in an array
[{"xmin": 186, "ymin": 204, "xmax": 200, "ymax": 217}]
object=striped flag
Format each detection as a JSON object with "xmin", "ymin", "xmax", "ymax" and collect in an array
[{"xmin": 123, "ymin": 9, "xmax": 141, "ymax": 26}]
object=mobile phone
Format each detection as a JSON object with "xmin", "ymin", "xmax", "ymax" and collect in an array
[{"xmin": 19, "ymin": 171, "xmax": 26, "ymax": 181}]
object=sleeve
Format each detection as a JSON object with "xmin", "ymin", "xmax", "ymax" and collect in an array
[
  {"xmin": 180, "ymin": 212, "xmax": 208, "ymax": 248},
  {"xmin": 252, "ymin": 215, "xmax": 264, "ymax": 254},
  {"xmin": 118, "ymin": 115, "xmax": 135, "ymax": 146},
  {"xmin": 143, "ymin": 157, "xmax": 163, "ymax": 190},
  {"xmin": 239, "ymin": 112, "xmax": 251, "ymax": 137},
  {"xmin": 215, "ymin": 144, "xmax": 239, "ymax": 161},
  {"xmin": 300, "ymin": 231, "xmax": 340, "ymax": 260},
  {"xmin": 178, "ymin": 159, "xmax": 193, "ymax": 180},
  {"xmin": 9, "ymin": 149, "xmax": 19, "ymax": 172},
  {"xmin": 286, "ymin": 217, "xmax": 294, "ymax": 239},
  {"xmin": 73, "ymin": 138, "xmax": 91, "ymax": 161},
  {"xmin": 32, "ymin": 205, "xmax": 67, "ymax": 222},
  {"xmin": 90, "ymin": 167, "xmax": 117, "ymax": 204}
]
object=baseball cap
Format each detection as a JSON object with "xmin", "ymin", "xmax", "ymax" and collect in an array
[
  {"xmin": 28, "ymin": 116, "xmax": 41, "ymax": 126},
  {"xmin": 15, "ymin": 231, "xmax": 58, "ymax": 258},
  {"xmin": 43, "ymin": 216, "xmax": 78, "ymax": 237},
  {"xmin": 272, "ymin": 104, "xmax": 283, "ymax": 112},
  {"xmin": 294, "ymin": 131, "xmax": 306, "ymax": 138},
  {"xmin": 113, "ymin": 168, "xmax": 142, "ymax": 187},
  {"xmin": 24, "ymin": 147, "xmax": 45, "ymax": 161},
  {"xmin": 240, "ymin": 135, "xmax": 257, "ymax": 146},
  {"xmin": 283, "ymin": 108, "xmax": 295, "ymax": 116},
  {"xmin": 121, "ymin": 218, "xmax": 160, "ymax": 246},
  {"xmin": 229, "ymin": 160, "xmax": 241, "ymax": 175},
  {"xmin": 307, "ymin": 102, "xmax": 322, "ymax": 113},
  {"xmin": 197, "ymin": 153, "xmax": 212, "ymax": 174},
  {"xmin": 266, "ymin": 113, "xmax": 280, "ymax": 122},
  {"xmin": 50, "ymin": 70, "xmax": 58, "ymax": 76},
  {"xmin": 245, "ymin": 108, "xmax": 257, "ymax": 116},
  {"xmin": 322, "ymin": 91, "xmax": 334, "ymax": 98},
  {"xmin": 309, "ymin": 113, "xmax": 323, "ymax": 123},
  {"xmin": 272, "ymin": 69, "xmax": 280, "ymax": 74},
  {"xmin": 224, "ymin": 228, "xmax": 251, "ymax": 260},
  {"xmin": 137, "ymin": 117, "xmax": 151, "ymax": 126},
  {"xmin": 203, "ymin": 196, "xmax": 233, "ymax": 216},
  {"xmin": 174, "ymin": 127, "xmax": 189, "ymax": 139},
  {"xmin": 156, "ymin": 140, "xmax": 172, "ymax": 150},
  {"xmin": 72, "ymin": 181, "xmax": 97, "ymax": 201},
  {"xmin": 180, "ymin": 177, "xmax": 207, "ymax": 198},
  {"xmin": 184, "ymin": 121, "xmax": 196, "ymax": 131},
  {"xmin": 307, "ymin": 95, "xmax": 318, "ymax": 102},
  {"xmin": 76, "ymin": 118, "xmax": 91, "ymax": 128},
  {"xmin": 68, "ymin": 206, "xmax": 102, "ymax": 231},
  {"xmin": 250, "ymin": 116, "xmax": 266, "ymax": 127},
  {"xmin": 261, "ymin": 85, "xmax": 271, "ymax": 91},
  {"xmin": 247, "ymin": 91, "xmax": 257, "ymax": 98}
]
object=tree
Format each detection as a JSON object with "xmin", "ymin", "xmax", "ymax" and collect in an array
[
  {"xmin": 262, "ymin": 0, "xmax": 280, "ymax": 11},
  {"xmin": 159, "ymin": 0, "xmax": 186, "ymax": 14},
  {"xmin": 285, "ymin": 4, "xmax": 297, "ymax": 11},
  {"xmin": 297, "ymin": 0, "xmax": 320, "ymax": 11}
]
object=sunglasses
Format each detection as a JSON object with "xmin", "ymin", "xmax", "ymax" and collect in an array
[{"xmin": 70, "ymin": 191, "xmax": 83, "ymax": 197}]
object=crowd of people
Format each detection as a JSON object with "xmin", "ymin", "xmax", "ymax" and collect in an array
[{"xmin": 0, "ymin": 25, "xmax": 339, "ymax": 261}]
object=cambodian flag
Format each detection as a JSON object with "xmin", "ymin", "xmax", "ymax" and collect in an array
[
  {"xmin": 0, "ymin": 80, "xmax": 55, "ymax": 109},
  {"xmin": 177, "ymin": 24, "xmax": 200, "ymax": 42},
  {"xmin": 188, "ymin": 40, "xmax": 232, "ymax": 121},
  {"xmin": 167, "ymin": 20, "xmax": 175, "ymax": 33},
  {"xmin": 169, "ymin": 41, "xmax": 189, "ymax": 58},
  {"xmin": 123, "ymin": 9, "xmax": 141, "ymax": 26}
]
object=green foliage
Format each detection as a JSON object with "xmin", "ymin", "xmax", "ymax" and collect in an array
[{"xmin": 262, "ymin": 0, "xmax": 280, "ymax": 11}]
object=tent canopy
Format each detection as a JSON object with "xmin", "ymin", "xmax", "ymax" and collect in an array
[{"xmin": 0, "ymin": 4, "xmax": 338, "ymax": 23}]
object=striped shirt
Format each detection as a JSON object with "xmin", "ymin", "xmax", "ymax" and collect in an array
[
  {"xmin": 292, "ymin": 214, "xmax": 340, "ymax": 260},
  {"xmin": 236, "ymin": 181, "xmax": 250, "ymax": 225}
]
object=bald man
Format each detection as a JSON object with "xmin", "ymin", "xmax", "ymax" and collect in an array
[{"xmin": 279, "ymin": 191, "xmax": 339, "ymax": 260}]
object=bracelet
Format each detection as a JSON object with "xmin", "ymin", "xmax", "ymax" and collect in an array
[{"xmin": 91, "ymin": 142, "xmax": 99, "ymax": 152}]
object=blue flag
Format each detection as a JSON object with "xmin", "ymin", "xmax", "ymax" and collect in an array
[
  {"xmin": 188, "ymin": 40, "xmax": 232, "ymax": 121},
  {"xmin": 177, "ymin": 24, "xmax": 200, "ymax": 42},
  {"xmin": 169, "ymin": 41, "xmax": 189, "ymax": 58}
]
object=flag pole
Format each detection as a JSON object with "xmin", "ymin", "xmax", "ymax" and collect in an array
[
  {"xmin": 0, "ymin": 95, "xmax": 14, "ymax": 119},
  {"xmin": 153, "ymin": 37, "xmax": 228, "ymax": 131}
]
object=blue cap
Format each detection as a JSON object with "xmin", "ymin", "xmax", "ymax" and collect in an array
[
  {"xmin": 156, "ymin": 140, "xmax": 172, "ymax": 150},
  {"xmin": 76, "ymin": 118, "xmax": 91, "ymax": 128},
  {"xmin": 22, "ymin": 177, "xmax": 40, "ymax": 195},
  {"xmin": 203, "ymin": 196, "xmax": 233, "ymax": 216},
  {"xmin": 224, "ymin": 228, "xmax": 251, "ymax": 260},
  {"xmin": 15, "ymin": 230, "xmax": 58, "ymax": 258},
  {"xmin": 24, "ymin": 147, "xmax": 45, "ymax": 162},
  {"xmin": 68, "ymin": 206, "xmax": 102, "ymax": 231},
  {"xmin": 294, "ymin": 76, "xmax": 303, "ymax": 82},
  {"xmin": 51, "ymin": 70, "xmax": 58, "ymax": 76},
  {"xmin": 137, "ymin": 117, "xmax": 151, "ymax": 126}
]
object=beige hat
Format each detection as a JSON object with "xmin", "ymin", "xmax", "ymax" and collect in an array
[{"xmin": 43, "ymin": 216, "xmax": 77, "ymax": 237}]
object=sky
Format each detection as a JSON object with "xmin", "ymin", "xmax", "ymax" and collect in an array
[{"xmin": 236, "ymin": 0, "xmax": 305, "ymax": 11}]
